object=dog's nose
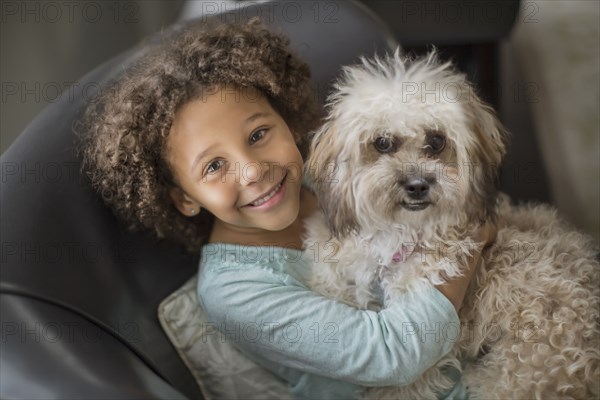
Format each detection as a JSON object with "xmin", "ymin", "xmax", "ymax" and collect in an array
[{"xmin": 404, "ymin": 178, "xmax": 430, "ymax": 199}]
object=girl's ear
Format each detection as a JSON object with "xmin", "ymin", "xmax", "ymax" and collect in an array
[{"xmin": 169, "ymin": 186, "xmax": 202, "ymax": 217}]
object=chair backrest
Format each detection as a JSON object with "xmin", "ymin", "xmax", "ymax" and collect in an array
[
  {"xmin": 0, "ymin": 1, "xmax": 396, "ymax": 398},
  {"xmin": 179, "ymin": 0, "xmax": 398, "ymax": 104}
]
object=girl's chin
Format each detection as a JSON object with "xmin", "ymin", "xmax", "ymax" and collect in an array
[
  {"xmin": 264, "ymin": 211, "xmax": 300, "ymax": 232},
  {"xmin": 263, "ymin": 204, "xmax": 301, "ymax": 231}
]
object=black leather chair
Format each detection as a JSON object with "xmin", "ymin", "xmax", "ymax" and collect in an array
[{"xmin": 1, "ymin": 1, "xmax": 529, "ymax": 398}]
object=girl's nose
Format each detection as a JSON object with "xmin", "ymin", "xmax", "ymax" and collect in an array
[{"xmin": 240, "ymin": 161, "xmax": 263, "ymax": 185}]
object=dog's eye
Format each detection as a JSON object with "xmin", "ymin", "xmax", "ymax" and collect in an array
[
  {"xmin": 426, "ymin": 133, "xmax": 446, "ymax": 153},
  {"xmin": 374, "ymin": 137, "xmax": 396, "ymax": 153}
]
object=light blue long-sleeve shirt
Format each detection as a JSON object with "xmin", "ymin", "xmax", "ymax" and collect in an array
[{"xmin": 197, "ymin": 242, "xmax": 466, "ymax": 399}]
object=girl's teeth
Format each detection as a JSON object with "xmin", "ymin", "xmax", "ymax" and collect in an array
[{"xmin": 250, "ymin": 181, "xmax": 282, "ymax": 206}]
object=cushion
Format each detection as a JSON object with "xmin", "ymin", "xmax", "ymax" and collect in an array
[{"xmin": 158, "ymin": 275, "xmax": 293, "ymax": 400}]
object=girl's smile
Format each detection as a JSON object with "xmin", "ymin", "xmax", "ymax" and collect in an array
[
  {"xmin": 166, "ymin": 86, "xmax": 307, "ymax": 244},
  {"xmin": 241, "ymin": 172, "xmax": 287, "ymax": 209}
]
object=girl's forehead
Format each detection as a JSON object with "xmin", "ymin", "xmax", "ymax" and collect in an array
[
  {"xmin": 195, "ymin": 86, "xmax": 265, "ymax": 108},
  {"xmin": 172, "ymin": 87, "xmax": 272, "ymax": 134}
]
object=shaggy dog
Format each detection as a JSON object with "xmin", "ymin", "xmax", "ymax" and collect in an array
[{"xmin": 304, "ymin": 51, "xmax": 600, "ymax": 399}]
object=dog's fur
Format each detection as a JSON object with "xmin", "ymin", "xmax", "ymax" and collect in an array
[{"xmin": 304, "ymin": 51, "xmax": 600, "ymax": 399}]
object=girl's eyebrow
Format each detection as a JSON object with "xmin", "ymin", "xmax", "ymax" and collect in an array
[{"xmin": 245, "ymin": 112, "xmax": 272, "ymax": 124}]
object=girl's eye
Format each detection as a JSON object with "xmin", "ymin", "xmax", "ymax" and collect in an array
[
  {"xmin": 205, "ymin": 159, "xmax": 225, "ymax": 175},
  {"xmin": 249, "ymin": 129, "xmax": 267, "ymax": 144},
  {"xmin": 373, "ymin": 136, "xmax": 397, "ymax": 153}
]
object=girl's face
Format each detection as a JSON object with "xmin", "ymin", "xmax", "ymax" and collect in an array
[{"xmin": 166, "ymin": 86, "xmax": 304, "ymax": 236}]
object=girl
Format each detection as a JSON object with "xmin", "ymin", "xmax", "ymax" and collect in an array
[{"xmin": 78, "ymin": 18, "xmax": 495, "ymax": 399}]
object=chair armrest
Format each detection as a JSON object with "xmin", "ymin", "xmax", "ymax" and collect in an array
[{"xmin": 0, "ymin": 293, "xmax": 190, "ymax": 400}]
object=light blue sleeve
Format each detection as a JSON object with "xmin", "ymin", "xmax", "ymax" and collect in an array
[{"xmin": 197, "ymin": 255, "xmax": 459, "ymax": 388}]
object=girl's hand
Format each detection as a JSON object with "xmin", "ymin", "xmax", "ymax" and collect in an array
[{"xmin": 435, "ymin": 220, "xmax": 499, "ymax": 312}]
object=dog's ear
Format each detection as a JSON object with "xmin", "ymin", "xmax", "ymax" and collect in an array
[
  {"xmin": 465, "ymin": 95, "xmax": 507, "ymax": 167},
  {"xmin": 306, "ymin": 123, "xmax": 359, "ymax": 239},
  {"xmin": 463, "ymin": 92, "xmax": 509, "ymax": 220}
]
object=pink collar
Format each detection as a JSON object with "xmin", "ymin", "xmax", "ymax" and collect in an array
[{"xmin": 391, "ymin": 242, "xmax": 417, "ymax": 263}]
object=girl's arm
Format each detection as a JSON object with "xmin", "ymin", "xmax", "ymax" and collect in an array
[{"xmin": 198, "ymin": 255, "xmax": 462, "ymax": 387}]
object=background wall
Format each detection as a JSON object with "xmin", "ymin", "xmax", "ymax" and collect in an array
[{"xmin": 1, "ymin": 0, "xmax": 184, "ymax": 153}]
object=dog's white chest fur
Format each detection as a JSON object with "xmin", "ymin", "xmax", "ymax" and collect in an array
[{"xmin": 304, "ymin": 210, "xmax": 445, "ymax": 309}]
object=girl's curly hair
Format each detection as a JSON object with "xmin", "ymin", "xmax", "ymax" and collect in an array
[{"xmin": 76, "ymin": 17, "xmax": 321, "ymax": 253}]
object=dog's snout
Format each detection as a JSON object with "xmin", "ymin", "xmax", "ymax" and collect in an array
[{"xmin": 404, "ymin": 178, "xmax": 430, "ymax": 199}]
